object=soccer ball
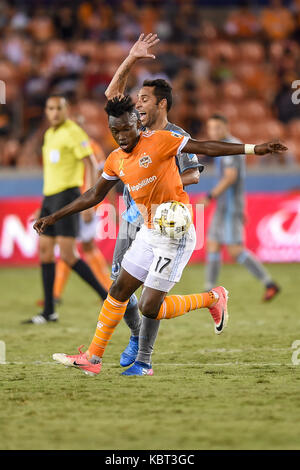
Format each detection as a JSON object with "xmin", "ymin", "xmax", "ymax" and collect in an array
[{"xmin": 153, "ymin": 201, "xmax": 192, "ymax": 239}]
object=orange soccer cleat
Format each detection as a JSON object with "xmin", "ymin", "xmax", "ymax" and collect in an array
[
  {"xmin": 53, "ymin": 345, "xmax": 102, "ymax": 376},
  {"xmin": 263, "ymin": 282, "xmax": 280, "ymax": 302},
  {"xmin": 208, "ymin": 286, "xmax": 229, "ymax": 335}
]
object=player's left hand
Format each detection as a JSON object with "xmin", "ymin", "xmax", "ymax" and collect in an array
[
  {"xmin": 129, "ymin": 33, "xmax": 160, "ymax": 60},
  {"xmin": 254, "ymin": 142, "xmax": 288, "ymax": 155},
  {"xmin": 33, "ymin": 215, "xmax": 55, "ymax": 235}
]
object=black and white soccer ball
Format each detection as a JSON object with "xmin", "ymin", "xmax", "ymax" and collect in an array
[{"xmin": 153, "ymin": 201, "xmax": 192, "ymax": 239}]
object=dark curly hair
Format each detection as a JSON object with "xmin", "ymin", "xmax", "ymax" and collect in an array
[{"xmin": 105, "ymin": 95, "xmax": 136, "ymax": 118}]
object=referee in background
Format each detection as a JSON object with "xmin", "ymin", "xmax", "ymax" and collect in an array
[
  {"xmin": 201, "ymin": 113, "xmax": 280, "ymax": 302},
  {"xmin": 24, "ymin": 94, "xmax": 107, "ymax": 324}
]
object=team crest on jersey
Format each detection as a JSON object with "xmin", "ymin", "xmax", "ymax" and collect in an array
[
  {"xmin": 139, "ymin": 152, "xmax": 152, "ymax": 168},
  {"xmin": 142, "ymin": 130, "xmax": 155, "ymax": 138}
]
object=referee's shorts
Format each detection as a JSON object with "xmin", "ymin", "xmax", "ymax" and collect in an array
[{"xmin": 40, "ymin": 187, "xmax": 81, "ymax": 238}]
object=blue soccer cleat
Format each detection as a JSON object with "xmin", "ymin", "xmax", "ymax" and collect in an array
[
  {"xmin": 121, "ymin": 361, "xmax": 153, "ymax": 376},
  {"xmin": 120, "ymin": 335, "xmax": 139, "ymax": 367}
]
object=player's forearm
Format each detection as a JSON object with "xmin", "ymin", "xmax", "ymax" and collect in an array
[
  {"xmin": 180, "ymin": 168, "xmax": 200, "ymax": 186},
  {"xmin": 105, "ymin": 55, "xmax": 137, "ymax": 99},
  {"xmin": 209, "ymin": 177, "xmax": 236, "ymax": 199},
  {"xmin": 51, "ymin": 186, "xmax": 103, "ymax": 223},
  {"xmin": 84, "ymin": 155, "xmax": 98, "ymax": 189},
  {"xmin": 183, "ymin": 139, "xmax": 246, "ymax": 157}
]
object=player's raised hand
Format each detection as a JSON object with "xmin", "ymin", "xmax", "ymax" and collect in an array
[
  {"xmin": 254, "ymin": 141, "xmax": 288, "ymax": 155},
  {"xmin": 33, "ymin": 215, "xmax": 55, "ymax": 235},
  {"xmin": 129, "ymin": 33, "xmax": 160, "ymax": 60}
]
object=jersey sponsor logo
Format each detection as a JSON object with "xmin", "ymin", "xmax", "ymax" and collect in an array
[
  {"xmin": 215, "ymin": 310, "xmax": 225, "ymax": 332},
  {"xmin": 126, "ymin": 175, "xmax": 157, "ymax": 193},
  {"xmin": 170, "ymin": 131, "xmax": 182, "ymax": 138},
  {"xmin": 139, "ymin": 153, "xmax": 152, "ymax": 168}
]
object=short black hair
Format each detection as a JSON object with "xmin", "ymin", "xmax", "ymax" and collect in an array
[
  {"xmin": 142, "ymin": 79, "xmax": 173, "ymax": 112},
  {"xmin": 105, "ymin": 95, "xmax": 136, "ymax": 118},
  {"xmin": 46, "ymin": 93, "xmax": 68, "ymax": 102},
  {"xmin": 209, "ymin": 113, "xmax": 228, "ymax": 124}
]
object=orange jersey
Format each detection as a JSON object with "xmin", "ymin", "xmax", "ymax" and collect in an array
[{"xmin": 103, "ymin": 130, "xmax": 190, "ymax": 228}]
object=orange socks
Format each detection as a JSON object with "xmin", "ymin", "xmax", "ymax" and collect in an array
[
  {"xmin": 53, "ymin": 260, "xmax": 70, "ymax": 299},
  {"xmin": 53, "ymin": 248, "xmax": 111, "ymax": 300},
  {"xmin": 156, "ymin": 292, "xmax": 217, "ymax": 320},
  {"xmin": 85, "ymin": 248, "xmax": 112, "ymax": 291},
  {"xmin": 88, "ymin": 294, "xmax": 129, "ymax": 359}
]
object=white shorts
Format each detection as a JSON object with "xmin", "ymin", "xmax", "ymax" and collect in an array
[
  {"xmin": 78, "ymin": 213, "xmax": 98, "ymax": 243},
  {"xmin": 121, "ymin": 224, "xmax": 196, "ymax": 292}
]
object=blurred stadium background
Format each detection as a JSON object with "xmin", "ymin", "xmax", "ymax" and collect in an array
[{"xmin": 0, "ymin": 0, "xmax": 299, "ymax": 267}]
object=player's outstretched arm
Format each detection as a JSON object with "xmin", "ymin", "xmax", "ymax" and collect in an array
[
  {"xmin": 182, "ymin": 139, "xmax": 288, "ymax": 157},
  {"xmin": 33, "ymin": 176, "xmax": 117, "ymax": 235},
  {"xmin": 105, "ymin": 33, "xmax": 160, "ymax": 100}
]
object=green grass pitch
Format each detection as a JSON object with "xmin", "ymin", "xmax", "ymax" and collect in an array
[{"xmin": 0, "ymin": 263, "xmax": 299, "ymax": 450}]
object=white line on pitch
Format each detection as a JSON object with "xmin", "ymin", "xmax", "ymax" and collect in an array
[
  {"xmin": 0, "ymin": 361, "xmax": 294, "ymax": 367},
  {"xmin": 158, "ymin": 347, "xmax": 292, "ymax": 355}
]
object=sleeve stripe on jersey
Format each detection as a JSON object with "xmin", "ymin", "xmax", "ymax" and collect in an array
[
  {"xmin": 177, "ymin": 135, "xmax": 189, "ymax": 156},
  {"xmin": 102, "ymin": 171, "xmax": 119, "ymax": 181}
]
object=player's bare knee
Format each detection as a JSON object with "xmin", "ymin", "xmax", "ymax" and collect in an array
[
  {"xmin": 81, "ymin": 240, "xmax": 93, "ymax": 252},
  {"xmin": 227, "ymin": 245, "xmax": 243, "ymax": 260},
  {"xmin": 109, "ymin": 278, "xmax": 130, "ymax": 302},
  {"xmin": 39, "ymin": 244, "xmax": 54, "ymax": 263},
  {"xmin": 60, "ymin": 251, "xmax": 78, "ymax": 267},
  {"xmin": 138, "ymin": 298, "xmax": 160, "ymax": 319}
]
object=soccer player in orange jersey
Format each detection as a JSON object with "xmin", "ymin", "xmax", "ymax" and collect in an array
[
  {"xmin": 33, "ymin": 95, "xmax": 287, "ymax": 376},
  {"xmin": 105, "ymin": 33, "xmax": 203, "ymax": 376}
]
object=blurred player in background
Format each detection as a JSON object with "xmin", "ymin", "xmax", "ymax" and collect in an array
[
  {"xmin": 201, "ymin": 114, "xmax": 280, "ymax": 301},
  {"xmin": 48, "ymin": 130, "xmax": 112, "ymax": 306},
  {"xmin": 24, "ymin": 95, "xmax": 108, "ymax": 324},
  {"xmin": 105, "ymin": 33, "xmax": 204, "ymax": 376}
]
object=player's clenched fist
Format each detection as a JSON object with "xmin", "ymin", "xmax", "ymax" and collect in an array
[
  {"xmin": 254, "ymin": 141, "xmax": 288, "ymax": 155},
  {"xmin": 33, "ymin": 215, "xmax": 55, "ymax": 235}
]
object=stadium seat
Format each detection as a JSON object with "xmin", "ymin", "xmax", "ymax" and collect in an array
[
  {"xmin": 196, "ymin": 101, "xmax": 217, "ymax": 121},
  {"xmin": 75, "ymin": 100, "xmax": 105, "ymax": 123},
  {"xmin": 196, "ymin": 82, "xmax": 217, "ymax": 102},
  {"xmin": 73, "ymin": 41, "xmax": 99, "ymax": 60},
  {"xmin": 222, "ymin": 80, "xmax": 246, "ymax": 100},
  {"xmin": 215, "ymin": 40, "xmax": 239, "ymax": 63},
  {"xmin": 239, "ymin": 99, "xmax": 270, "ymax": 120},
  {"xmin": 230, "ymin": 120, "xmax": 252, "ymax": 141},
  {"xmin": 45, "ymin": 40, "xmax": 66, "ymax": 62},
  {"xmin": 238, "ymin": 41, "xmax": 265, "ymax": 63},
  {"xmin": 202, "ymin": 40, "xmax": 238, "ymax": 63},
  {"xmin": 217, "ymin": 101, "xmax": 239, "ymax": 120},
  {"xmin": 287, "ymin": 119, "xmax": 300, "ymax": 139},
  {"xmin": 263, "ymin": 119, "xmax": 285, "ymax": 140},
  {"xmin": 269, "ymin": 40, "xmax": 285, "ymax": 62}
]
